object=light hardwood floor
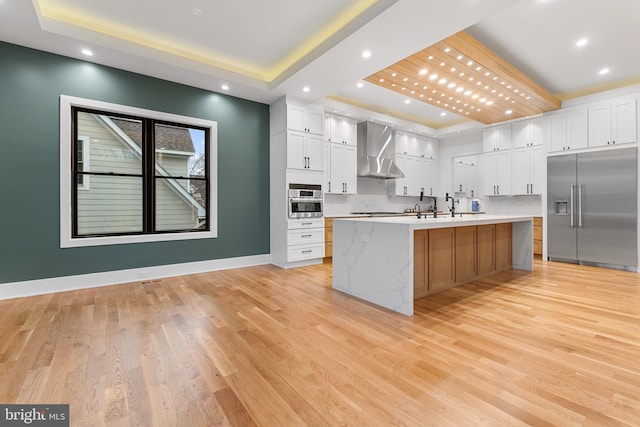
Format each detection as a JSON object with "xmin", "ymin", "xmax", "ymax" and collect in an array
[{"xmin": 1, "ymin": 259, "xmax": 640, "ymax": 426}]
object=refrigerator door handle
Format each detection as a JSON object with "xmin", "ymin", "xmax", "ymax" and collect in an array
[
  {"xmin": 570, "ymin": 185, "xmax": 575, "ymax": 228},
  {"xmin": 578, "ymin": 184, "xmax": 583, "ymax": 228}
]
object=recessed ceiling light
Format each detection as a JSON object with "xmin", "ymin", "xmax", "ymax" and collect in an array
[
  {"xmin": 472, "ymin": 94, "xmax": 479, "ymax": 99},
  {"xmin": 486, "ymin": 101, "xmax": 494, "ymax": 106},
  {"xmin": 456, "ymin": 87, "xmax": 464, "ymax": 93},
  {"xmin": 419, "ymin": 69, "xmax": 428, "ymax": 75},
  {"xmin": 81, "ymin": 49, "xmax": 93, "ymax": 56},
  {"xmin": 467, "ymin": 61, "xmax": 473, "ymax": 66},
  {"xmin": 505, "ymin": 110, "xmax": 513, "ymax": 115},
  {"xmin": 302, "ymin": 86, "xmax": 310, "ymax": 92},
  {"xmin": 479, "ymin": 98, "xmax": 486, "ymax": 103},
  {"xmin": 484, "ymin": 72, "xmax": 490, "ymax": 76},
  {"xmin": 221, "ymin": 84, "xmax": 229, "ymax": 90},
  {"xmin": 403, "ymin": 77, "xmax": 408, "ymax": 81},
  {"xmin": 444, "ymin": 47, "xmax": 451, "ymax": 53},
  {"xmin": 464, "ymin": 90, "xmax": 471, "ymax": 96},
  {"xmin": 457, "ymin": 55, "xmax": 463, "ymax": 60},
  {"xmin": 599, "ymin": 68, "xmax": 610, "ymax": 75},
  {"xmin": 362, "ymin": 50, "xmax": 372, "ymax": 59},
  {"xmin": 429, "ymin": 74, "xmax": 438, "ymax": 80},
  {"xmin": 392, "ymin": 73, "xmax": 397, "ymax": 77},
  {"xmin": 357, "ymin": 82, "xmax": 364, "ymax": 88},
  {"xmin": 447, "ymin": 83, "xmax": 456, "ymax": 88},
  {"xmin": 404, "ymin": 99, "xmax": 411, "ymax": 104},
  {"xmin": 428, "ymin": 55, "xmax": 434, "ymax": 60},
  {"xmin": 576, "ymin": 38, "xmax": 588, "ymax": 47},
  {"xmin": 379, "ymin": 78, "xmax": 384, "ymax": 82},
  {"xmin": 438, "ymin": 78, "xmax": 447, "ymax": 84},
  {"xmin": 440, "ymin": 62, "xmax": 445, "ymax": 67}
]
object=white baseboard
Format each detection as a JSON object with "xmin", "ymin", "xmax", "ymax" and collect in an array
[{"xmin": 0, "ymin": 254, "xmax": 272, "ymax": 300}]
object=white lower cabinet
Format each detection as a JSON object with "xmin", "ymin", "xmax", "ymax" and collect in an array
[
  {"xmin": 481, "ymin": 151, "xmax": 511, "ymax": 196},
  {"xmin": 511, "ymin": 145, "xmax": 543, "ymax": 195},
  {"xmin": 287, "ymin": 219, "xmax": 324, "ymax": 262}
]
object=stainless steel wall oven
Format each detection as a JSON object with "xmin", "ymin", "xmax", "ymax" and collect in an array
[{"xmin": 288, "ymin": 184, "xmax": 322, "ymax": 218}]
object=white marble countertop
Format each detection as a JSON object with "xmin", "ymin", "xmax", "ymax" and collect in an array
[{"xmin": 333, "ymin": 214, "xmax": 533, "ymax": 229}]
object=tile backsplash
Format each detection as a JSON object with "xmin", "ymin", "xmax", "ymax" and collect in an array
[{"xmin": 323, "ymin": 177, "xmax": 542, "ymax": 217}]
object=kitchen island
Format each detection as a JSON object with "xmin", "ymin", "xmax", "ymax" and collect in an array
[{"xmin": 332, "ymin": 215, "xmax": 533, "ymax": 315}]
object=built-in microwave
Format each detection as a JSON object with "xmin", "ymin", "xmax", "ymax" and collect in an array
[{"xmin": 288, "ymin": 184, "xmax": 323, "ymax": 218}]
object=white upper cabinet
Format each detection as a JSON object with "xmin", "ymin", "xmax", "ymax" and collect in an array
[
  {"xmin": 395, "ymin": 131, "xmax": 418, "ymax": 156},
  {"xmin": 453, "ymin": 156, "xmax": 479, "ymax": 197},
  {"xmin": 414, "ymin": 158, "xmax": 440, "ymax": 198},
  {"xmin": 546, "ymin": 107, "xmax": 587, "ymax": 153},
  {"xmin": 389, "ymin": 154, "xmax": 416, "ymax": 196},
  {"xmin": 287, "ymin": 130, "xmax": 323, "ymax": 171},
  {"xmin": 588, "ymin": 95, "xmax": 637, "ymax": 147},
  {"xmin": 287, "ymin": 104, "xmax": 324, "ymax": 135},
  {"xmin": 511, "ymin": 145, "xmax": 543, "ymax": 195},
  {"xmin": 325, "ymin": 114, "xmax": 357, "ymax": 146},
  {"xmin": 416, "ymin": 137, "xmax": 439, "ymax": 160},
  {"xmin": 326, "ymin": 143, "xmax": 357, "ymax": 194},
  {"xmin": 512, "ymin": 117, "xmax": 544, "ymax": 148},
  {"xmin": 483, "ymin": 124, "xmax": 512, "ymax": 152},
  {"xmin": 481, "ymin": 151, "xmax": 511, "ymax": 196}
]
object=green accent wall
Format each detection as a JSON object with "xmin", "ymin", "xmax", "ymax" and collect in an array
[{"xmin": 0, "ymin": 41, "xmax": 270, "ymax": 284}]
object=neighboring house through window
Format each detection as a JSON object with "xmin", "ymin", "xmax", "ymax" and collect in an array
[
  {"xmin": 60, "ymin": 95, "xmax": 218, "ymax": 248},
  {"xmin": 76, "ymin": 136, "xmax": 90, "ymax": 189}
]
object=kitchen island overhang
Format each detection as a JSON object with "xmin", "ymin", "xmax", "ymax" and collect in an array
[{"xmin": 332, "ymin": 215, "xmax": 534, "ymax": 316}]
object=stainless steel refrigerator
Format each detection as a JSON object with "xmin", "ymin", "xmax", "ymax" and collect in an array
[{"xmin": 547, "ymin": 147, "xmax": 637, "ymax": 269}]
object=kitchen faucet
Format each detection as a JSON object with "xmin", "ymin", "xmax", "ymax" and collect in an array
[
  {"xmin": 445, "ymin": 193, "xmax": 458, "ymax": 217},
  {"xmin": 431, "ymin": 196, "xmax": 438, "ymax": 218},
  {"xmin": 414, "ymin": 203, "xmax": 422, "ymax": 219}
]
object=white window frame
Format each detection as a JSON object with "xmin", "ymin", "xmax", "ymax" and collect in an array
[
  {"xmin": 76, "ymin": 135, "xmax": 90, "ymax": 190},
  {"xmin": 60, "ymin": 95, "xmax": 218, "ymax": 248}
]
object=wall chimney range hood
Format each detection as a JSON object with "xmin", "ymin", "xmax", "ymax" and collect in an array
[{"xmin": 357, "ymin": 121, "xmax": 404, "ymax": 179}]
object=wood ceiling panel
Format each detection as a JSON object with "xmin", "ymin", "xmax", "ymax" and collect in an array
[{"xmin": 365, "ymin": 31, "xmax": 561, "ymax": 124}]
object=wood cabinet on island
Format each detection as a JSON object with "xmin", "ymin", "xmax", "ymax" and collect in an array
[{"xmin": 332, "ymin": 215, "xmax": 533, "ymax": 315}]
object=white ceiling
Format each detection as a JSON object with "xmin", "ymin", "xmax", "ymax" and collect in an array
[{"xmin": 2, "ymin": 0, "xmax": 639, "ymax": 134}]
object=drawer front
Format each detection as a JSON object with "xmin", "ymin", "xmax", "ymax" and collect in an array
[
  {"xmin": 287, "ymin": 244, "xmax": 325, "ymax": 262},
  {"xmin": 288, "ymin": 218, "xmax": 324, "ymax": 230},
  {"xmin": 288, "ymin": 229, "xmax": 324, "ymax": 245}
]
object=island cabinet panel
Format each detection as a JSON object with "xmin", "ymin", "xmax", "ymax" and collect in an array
[
  {"xmin": 477, "ymin": 224, "xmax": 496, "ymax": 276},
  {"xmin": 455, "ymin": 226, "xmax": 477, "ymax": 284},
  {"xmin": 496, "ymin": 222, "xmax": 513, "ymax": 271},
  {"xmin": 428, "ymin": 228, "xmax": 455, "ymax": 292},
  {"xmin": 413, "ymin": 230, "xmax": 429, "ymax": 299},
  {"xmin": 413, "ymin": 222, "xmax": 518, "ymax": 299}
]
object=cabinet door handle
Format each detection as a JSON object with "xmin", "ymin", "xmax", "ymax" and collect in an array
[
  {"xmin": 459, "ymin": 184, "xmax": 463, "ymax": 191},
  {"xmin": 301, "ymin": 234, "xmax": 312, "ymax": 238},
  {"xmin": 497, "ymin": 185, "xmax": 500, "ymax": 195},
  {"xmin": 302, "ymin": 249, "xmax": 312, "ymax": 254},
  {"xmin": 531, "ymin": 183, "xmax": 533, "ymax": 193},
  {"xmin": 302, "ymin": 222, "xmax": 312, "ymax": 226},
  {"xmin": 328, "ymin": 182, "xmax": 331, "ymax": 193},
  {"xmin": 493, "ymin": 185, "xmax": 496, "ymax": 195}
]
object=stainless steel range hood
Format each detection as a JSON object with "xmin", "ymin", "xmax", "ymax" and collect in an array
[{"xmin": 357, "ymin": 121, "xmax": 404, "ymax": 179}]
